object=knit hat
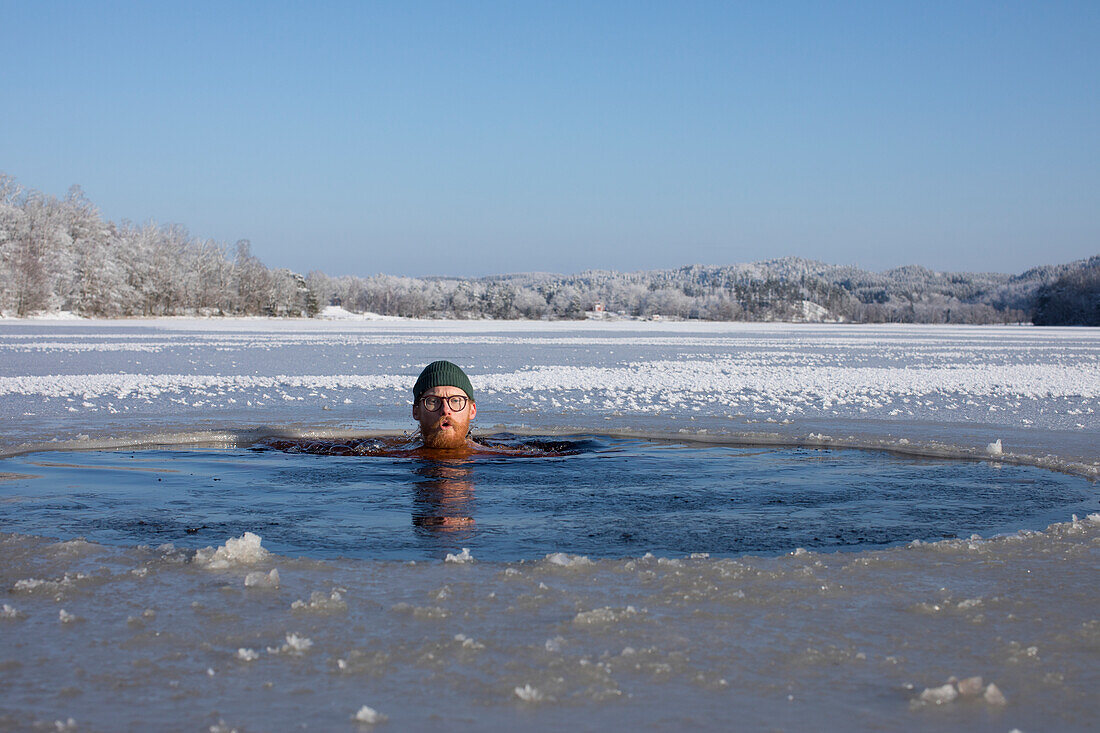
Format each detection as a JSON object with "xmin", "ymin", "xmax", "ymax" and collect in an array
[{"xmin": 413, "ymin": 360, "xmax": 474, "ymax": 402}]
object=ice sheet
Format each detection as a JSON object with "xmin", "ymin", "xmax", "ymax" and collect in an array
[{"xmin": 1, "ymin": 518, "xmax": 1098, "ymax": 730}]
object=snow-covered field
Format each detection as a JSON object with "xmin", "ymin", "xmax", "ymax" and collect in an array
[{"xmin": 1, "ymin": 318, "xmax": 1098, "ymax": 731}]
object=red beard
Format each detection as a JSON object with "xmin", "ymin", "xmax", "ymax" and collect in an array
[{"xmin": 421, "ymin": 415, "xmax": 467, "ymax": 449}]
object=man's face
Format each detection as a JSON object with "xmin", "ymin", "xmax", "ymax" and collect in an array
[{"xmin": 412, "ymin": 385, "xmax": 477, "ymax": 449}]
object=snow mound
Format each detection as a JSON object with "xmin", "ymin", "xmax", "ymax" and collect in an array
[
  {"xmin": 318, "ymin": 305, "xmax": 394, "ymax": 321},
  {"xmin": 24, "ymin": 310, "xmax": 85, "ymax": 320}
]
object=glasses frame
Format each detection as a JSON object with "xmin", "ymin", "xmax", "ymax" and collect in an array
[{"xmin": 418, "ymin": 394, "xmax": 470, "ymax": 412}]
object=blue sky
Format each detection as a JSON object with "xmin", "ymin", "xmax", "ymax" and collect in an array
[{"xmin": 2, "ymin": 1, "xmax": 1097, "ymax": 278}]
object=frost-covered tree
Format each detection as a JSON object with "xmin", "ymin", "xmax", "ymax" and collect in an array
[
  {"xmin": 0, "ymin": 174, "xmax": 28, "ymax": 313},
  {"xmin": 9, "ymin": 191, "xmax": 66, "ymax": 314}
]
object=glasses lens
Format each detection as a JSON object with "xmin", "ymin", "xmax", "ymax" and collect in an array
[{"xmin": 421, "ymin": 395, "xmax": 467, "ymax": 411}]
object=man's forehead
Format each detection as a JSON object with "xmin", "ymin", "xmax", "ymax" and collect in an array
[{"xmin": 422, "ymin": 385, "xmax": 469, "ymax": 397}]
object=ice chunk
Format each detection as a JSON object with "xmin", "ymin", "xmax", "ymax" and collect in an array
[
  {"xmin": 573, "ymin": 605, "xmax": 640, "ymax": 625},
  {"xmin": 194, "ymin": 532, "xmax": 269, "ymax": 569},
  {"xmin": 291, "ymin": 589, "xmax": 347, "ymax": 612},
  {"xmin": 236, "ymin": 648, "xmax": 260, "ymax": 662},
  {"xmin": 514, "ymin": 684, "xmax": 544, "ymax": 702},
  {"xmin": 14, "ymin": 578, "xmax": 49, "ymax": 591},
  {"xmin": 284, "ymin": 633, "xmax": 313, "ymax": 653},
  {"xmin": 244, "ymin": 568, "xmax": 280, "ymax": 589},
  {"xmin": 58, "ymin": 609, "xmax": 77, "ymax": 624},
  {"xmin": 454, "ymin": 633, "xmax": 484, "ymax": 649},
  {"xmin": 1, "ymin": 604, "xmax": 19, "ymax": 618},
  {"xmin": 53, "ymin": 719, "xmax": 77, "ymax": 732},
  {"xmin": 353, "ymin": 705, "xmax": 387, "ymax": 724},
  {"xmin": 986, "ymin": 439, "xmax": 1003, "ymax": 456},
  {"xmin": 444, "ymin": 548, "xmax": 474, "ymax": 564},
  {"xmin": 544, "ymin": 552, "xmax": 593, "ymax": 567},
  {"xmin": 13, "ymin": 572, "xmax": 85, "ymax": 593},
  {"xmin": 919, "ymin": 683, "xmax": 958, "ymax": 704},
  {"xmin": 957, "ymin": 676, "xmax": 983, "ymax": 696},
  {"xmin": 267, "ymin": 633, "xmax": 313, "ymax": 655},
  {"xmin": 209, "ymin": 721, "xmax": 239, "ymax": 733},
  {"xmin": 983, "ymin": 683, "xmax": 1007, "ymax": 705}
]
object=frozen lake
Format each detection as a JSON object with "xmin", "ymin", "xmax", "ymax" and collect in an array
[
  {"xmin": 1, "ymin": 318, "xmax": 1098, "ymax": 731},
  {"xmin": 1, "ymin": 318, "xmax": 1097, "ymax": 471}
]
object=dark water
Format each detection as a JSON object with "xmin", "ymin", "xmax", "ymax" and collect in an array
[{"xmin": 0, "ymin": 435, "xmax": 1094, "ymax": 560}]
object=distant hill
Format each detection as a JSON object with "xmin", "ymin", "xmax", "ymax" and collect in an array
[{"xmin": 1, "ymin": 173, "xmax": 1095, "ymax": 324}]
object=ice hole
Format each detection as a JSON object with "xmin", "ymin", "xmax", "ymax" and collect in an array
[{"xmin": 1, "ymin": 434, "xmax": 1093, "ymax": 561}]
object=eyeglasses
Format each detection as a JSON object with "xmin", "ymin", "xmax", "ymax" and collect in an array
[{"xmin": 419, "ymin": 394, "xmax": 470, "ymax": 412}]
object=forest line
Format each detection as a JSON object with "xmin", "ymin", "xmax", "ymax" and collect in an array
[{"xmin": 1, "ymin": 174, "xmax": 1095, "ymax": 324}]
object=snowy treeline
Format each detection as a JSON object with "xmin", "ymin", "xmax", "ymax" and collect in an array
[
  {"xmin": 1, "ymin": 174, "xmax": 1094, "ymax": 323},
  {"xmin": 302, "ymin": 258, "xmax": 1093, "ymax": 324},
  {"xmin": 0, "ymin": 175, "xmax": 315, "ymax": 317},
  {"xmin": 1032, "ymin": 257, "xmax": 1100, "ymax": 326}
]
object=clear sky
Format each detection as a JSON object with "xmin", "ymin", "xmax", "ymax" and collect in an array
[{"xmin": 2, "ymin": 1, "xmax": 1097, "ymax": 278}]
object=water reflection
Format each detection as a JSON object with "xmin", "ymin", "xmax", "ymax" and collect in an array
[
  {"xmin": 411, "ymin": 460, "xmax": 476, "ymax": 538},
  {"xmin": 254, "ymin": 434, "xmax": 584, "ymax": 545}
]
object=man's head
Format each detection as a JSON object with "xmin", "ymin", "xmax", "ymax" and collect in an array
[{"xmin": 412, "ymin": 361, "xmax": 477, "ymax": 449}]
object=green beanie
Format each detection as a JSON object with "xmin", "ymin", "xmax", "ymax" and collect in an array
[{"xmin": 413, "ymin": 360, "xmax": 474, "ymax": 402}]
